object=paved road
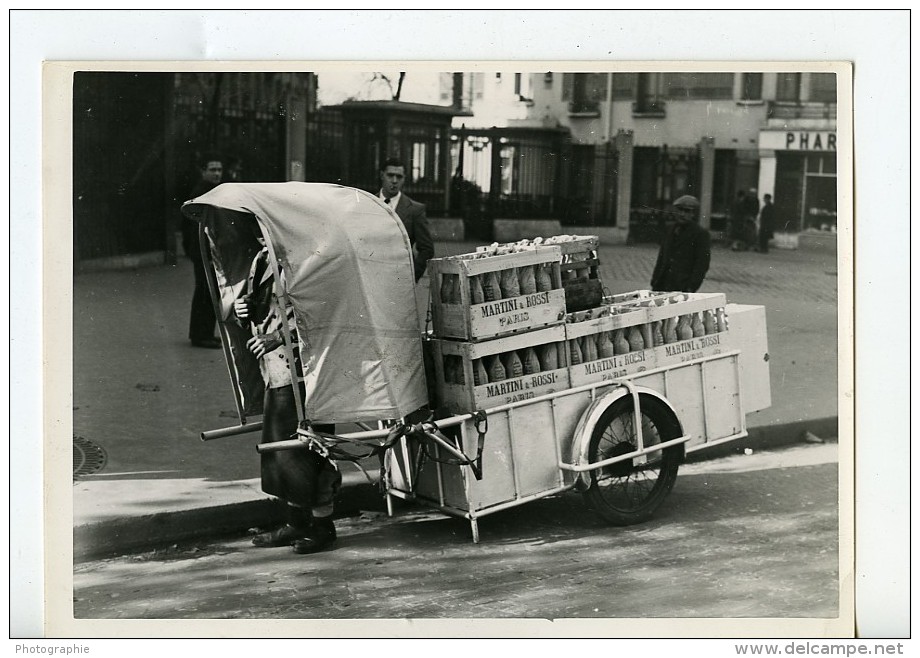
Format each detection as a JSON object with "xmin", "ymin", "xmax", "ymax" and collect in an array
[{"xmin": 72, "ymin": 441, "xmax": 839, "ymax": 620}]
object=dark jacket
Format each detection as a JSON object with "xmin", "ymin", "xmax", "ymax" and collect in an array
[
  {"xmin": 759, "ymin": 202, "xmax": 776, "ymax": 237},
  {"xmin": 392, "ymin": 193, "xmax": 434, "ymax": 281},
  {"xmin": 650, "ymin": 220, "xmax": 711, "ymax": 293}
]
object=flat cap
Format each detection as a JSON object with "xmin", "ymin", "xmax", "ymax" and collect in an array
[{"xmin": 672, "ymin": 195, "xmax": 700, "ymax": 209}]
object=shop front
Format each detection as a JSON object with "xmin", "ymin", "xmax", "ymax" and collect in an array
[{"xmin": 758, "ymin": 129, "xmax": 837, "ymax": 233}]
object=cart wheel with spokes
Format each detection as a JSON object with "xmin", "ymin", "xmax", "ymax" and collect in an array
[{"xmin": 583, "ymin": 395, "xmax": 683, "ymax": 525}]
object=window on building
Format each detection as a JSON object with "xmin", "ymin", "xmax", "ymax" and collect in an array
[
  {"xmin": 611, "ymin": 73, "xmax": 637, "ymax": 99},
  {"xmin": 472, "ymin": 73, "xmax": 484, "ymax": 100},
  {"xmin": 776, "ymin": 73, "xmax": 802, "ymax": 102},
  {"xmin": 438, "ymin": 72, "xmax": 453, "ymax": 103},
  {"xmin": 662, "ymin": 72, "xmax": 734, "ymax": 99},
  {"xmin": 561, "ymin": 73, "xmax": 608, "ymax": 113},
  {"xmin": 809, "ymin": 73, "xmax": 837, "ymax": 103},
  {"xmin": 741, "ymin": 73, "xmax": 763, "ymax": 100},
  {"xmin": 635, "ymin": 73, "xmax": 664, "ymax": 113}
]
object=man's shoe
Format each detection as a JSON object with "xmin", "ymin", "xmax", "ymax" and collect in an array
[
  {"xmin": 251, "ymin": 523, "xmax": 309, "ymax": 547},
  {"xmin": 292, "ymin": 517, "xmax": 336, "ymax": 554},
  {"xmin": 191, "ymin": 337, "xmax": 222, "ymax": 349}
]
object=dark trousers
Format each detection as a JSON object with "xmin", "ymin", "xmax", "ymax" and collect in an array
[
  {"xmin": 188, "ymin": 258, "xmax": 217, "ymax": 342},
  {"xmin": 758, "ymin": 229, "xmax": 772, "ymax": 253},
  {"xmin": 261, "ymin": 385, "xmax": 342, "ymax": 510}
]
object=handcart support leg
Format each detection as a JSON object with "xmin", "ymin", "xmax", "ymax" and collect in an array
[
  {"xmin": 386, "ymin": 491, "xmax": 395, "ymax": 518},
  {"xmin": 470, "ymin": 517, "xmax": 480, "ymax": 544}
]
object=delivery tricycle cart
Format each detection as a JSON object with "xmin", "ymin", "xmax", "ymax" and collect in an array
[{"xmin": 183, "ymin": 183, "xmax": 771, "ymax": 544}]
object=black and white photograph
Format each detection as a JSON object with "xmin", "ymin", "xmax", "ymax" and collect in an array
[{"xmin": 12, "ymin": 9, "xmax": 909, "ymax": 649}]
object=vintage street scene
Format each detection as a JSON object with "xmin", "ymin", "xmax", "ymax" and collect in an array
[{"xmin": 63, "ymin": 65, "xmax": 845, "ymax": 630}]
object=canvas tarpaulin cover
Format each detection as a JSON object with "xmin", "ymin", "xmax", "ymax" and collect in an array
[{"xmin": 182, "ymin": 182, "xmax": 429, "ymax": 424}]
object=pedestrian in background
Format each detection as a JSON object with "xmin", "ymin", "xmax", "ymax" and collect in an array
[
  {"xmin": 232, "ymin": 218, "xmax": 342, "ymax": 555},
  {"xmin": 758, "ymin": 193, "xmax": 776, "ymax": 253},
  {"xmin": 378, "ymin": 157, "xmax": 434, "ymax": 282},
  {"xmin": 651, "ymin": 195, "xmax": 711, "ymax": 293},
  {"xmin": 182, "ymin": 156, "xmax": 223, "ymax": 348}
]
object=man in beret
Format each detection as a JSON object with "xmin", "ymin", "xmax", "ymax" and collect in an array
[{"xmin": 650, "ymin": 195, "xmax": 711, "ymax": 293}]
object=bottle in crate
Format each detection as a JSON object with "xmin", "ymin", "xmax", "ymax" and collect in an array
[
  {"xmin": 569, "ymin": 338, "xmax": 583, "ymax": 365},
  {"xmin": 702, "ymin": 309, "xmax": 716, "ymax": 335},
  {"xmin": 440, "ymin": 273, "xmax": 458, "ymax": 305},
  {"xmin": 502, "ymin": 350, "xmax": 524, "ymax": 378},
  {"xmin": 487, "ymin": 355, "xmax": 506, "ymax": 382},
  {"xmin": 582, "ymin": 334, "xmax": 598, "ymax": 363},
  {"xmin": 518, "ymin": 265, "xmax": 537, "ymax": 295},
  {"xmin": 651, "ymin": 320, "xmax": 665, "ymax": 346},
  {"xmin": 677, "ymin": 315, "xmax": 693, "ymax": 340},
  {"xmin": 716, "ymin": 307, "xmax": 728, "ymax": 332},
  {"xmin": 535, "ymin": 263, "xmax": 553, "ymax": 292},
  {"xmin": 663, "ymin": 317, "xmax": 678, "ymax": 343},
  {"xmin": 597, "ymin": 331, "xmax": 614, "ymax": 358},
  {"xmin": 613, "ymin": 329, "xmax": 630, "ymax": 355},
  {"xmin": 499, "ymin": 267, "xmax": 521, "ymax": 298},
  {"xmin": 691, "ymin": 312, "xmax": 704, "ymax": 338},
  {"xmin": 557, "ymin": 342, "xmax": 568, "ymax": 367},
  {"xmin": 627, "ymin": 326, "xmax": 645, "ymax": 351},
  {"xmin": 472, "ymin": 358, "xmax": 488, "ymax": 386},
  {"xmin": 469, "ymin": 275, "xmax": 485, "ymax": 305},
  {"xmin": 522, "ymin": 347, "xmax": 541, "ymax": 375},
  {"xmin": 538, "ymin": 342, "xmax": 559, "ymax": 371},
  {"xmin": 483, "ymin": 270, "xmax": 501, "ymax": 302}
]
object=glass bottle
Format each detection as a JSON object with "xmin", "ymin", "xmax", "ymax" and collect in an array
[
  {"xmin": 597, "ymin": 331, "xmax": 614, "ymax": 358},
  {"xmin": 557, "ymin": 342, "xmax": 568, "ymax": 367},
  {"xmin": 652, "ymin": 321, "xmax": 665, "ymax": 346},
  {"xmin": 518, "ymin": 265, "xmax": 537, "ymax": 295},
  {"xmin": 613, "ymin": 329, "xmax": 630, "ymax": 355},
  {"xmin": 499, "ymin": 267, "xmax": 521, "ymax": 298},
  {"xmin": 691, "ymin": 313, "xmax": 704, "ymax": 338},
  {"xmin": 487, "ymin": 355, "xmax": 506, "ymax": 382},
  {"xmin": 483, "ymin": 270, "xmax": 501, "ymax": 302},
  {"xmin": 677, "ymin": 315, "xmax": 694, "ymax": 341},
  {"xmin": 664, "ymin": 317, "xmax": 679, "ymax": 344},
  {"xmin": 627, "ymin": 325, "xmax": 645, "ymax": 351},
  {"xmin": 472, "ymin": 358, "xmax": 488, "ymax": 386},
  {"xmin": 582, "ymin": 335, "xmax": 598, "ymax": 363},
  {"xmin": 538, "ymin": 342, "xmax": 558, "ymax": 371},
  {"xmin": 522, "ymin": 347, "xmax": 541, "ymax": 375},
  {"xmin": 503, "ymin": 350, "xmax": 524, "ymax": 379},
  {"xmin": 569, "ymin": 338, "xmax": 583, "ymax": 365},
  {"xmin": 702, "ymin": 309, "xmax": 716, "ymax": 335},
  {"xmin": 469, "ymin": 275, "xmax": 485, "ymax": 305},
  {"xmin": 535, "ymin": 263, "xmax": 553, "ymax": 292},
  {"xmin": 716, "ymin": 307, "xmax": 728, "ymax": 332}
]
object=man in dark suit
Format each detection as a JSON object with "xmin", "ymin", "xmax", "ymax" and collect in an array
[
  {"xmin": 650, "ymin": 195, "xmax": 711, "ymax": 293},
  {"xmin": 378, "ymin": 157, "xmax": 434, "ymax": 282},
  {"xmin": 182, "ymin": 156, "xmax": 223, "ymax": 348},
  {"xmin": 757, "ymin": 193, "xmax": 776, "ymax": 253}
]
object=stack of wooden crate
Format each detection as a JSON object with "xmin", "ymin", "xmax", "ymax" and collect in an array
[{"xmin": 426, "ymin": 244, "xmax": 573, "ymax": 412}]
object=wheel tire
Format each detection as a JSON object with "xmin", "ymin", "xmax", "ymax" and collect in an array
[{"xmin": 582, "ymin": 394, "xmax": 682, "ymax": 525}]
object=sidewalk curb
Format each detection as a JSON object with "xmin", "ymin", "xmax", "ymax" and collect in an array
[{"xmin": 73, "ymin": 416, "xmax": 838, "ymax": 562}]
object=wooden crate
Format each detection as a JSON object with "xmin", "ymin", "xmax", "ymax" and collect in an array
[
  {"xmin": 557, "ymin": 235, "xmax": 602, "ymax": 312},
  {"xmin": 642, "ymin": 292, "xmax": 727, "ymax": 323},
  {"xmin": 428, "ymin": 246, "xmax": 565, "ymax": 342},
  {"xmin": 429, "ymin": 325, "xmax": 570, "ymax": 413},
  {"xmin": 564, "ymin": 311, "xmax": 657, "ymax": 387}
]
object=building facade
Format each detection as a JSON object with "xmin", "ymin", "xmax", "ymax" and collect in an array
[{"xmin": 522, "ymin": 70, "xmax": 838, "ymax": 241}]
